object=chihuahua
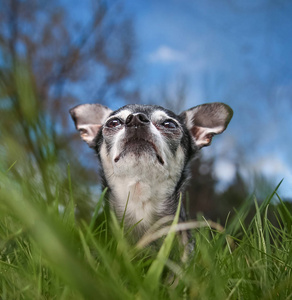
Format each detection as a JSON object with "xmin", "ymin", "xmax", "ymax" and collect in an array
[{"xmin": 70, "ymin": 103, "xmax": 233, "ymax": 240}]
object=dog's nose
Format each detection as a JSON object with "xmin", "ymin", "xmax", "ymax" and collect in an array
[{"xmin": 125, "ymin": 113, "xmax": 150, "ymax": 127}]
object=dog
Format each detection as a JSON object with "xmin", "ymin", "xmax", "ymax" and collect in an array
[{"xmin": 69, "ymin": 102, "xmax": 233, "ymax": 242}]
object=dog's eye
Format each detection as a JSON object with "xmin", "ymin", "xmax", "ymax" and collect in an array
[
  {"xmin": 106, "ymin": 118, "xmax": 122, "ymax": 128},
  {"xmin": 162, "ymin": 120, "xmax": 177, "ymax": 129}
]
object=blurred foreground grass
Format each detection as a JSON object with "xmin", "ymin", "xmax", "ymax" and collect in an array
[{"xmin": 1, "ymin": 158, "xmax": 292, "ymax": 299}]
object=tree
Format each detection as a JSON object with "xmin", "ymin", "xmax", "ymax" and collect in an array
[
  {"xmin": 0, "ymin": 0, "xmax": 137, "ymax": 219},
  {"xmin": 0, "ymin": 0, "xmax": 136, "ymax": 120}
]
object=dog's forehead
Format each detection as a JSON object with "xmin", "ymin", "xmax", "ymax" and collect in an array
[
  {"xmin": 151, "ymin": 110, "xmax": 170, "ymax": 120},
  {"xmin": 111, "ymin": 104, "xmax": 178, "ymax": 120},
  {"xmin": 111, "ymin": 108, "xmax": 132, "ymax": 120}
]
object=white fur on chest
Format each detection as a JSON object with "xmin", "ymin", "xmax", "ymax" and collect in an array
[{"xmin": 111, "ymin": 175, "xmax": 171, "ymax": 230}]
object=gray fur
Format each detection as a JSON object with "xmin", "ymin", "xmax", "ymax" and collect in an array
[{"xmin": 69, "ymin": 102, "xmax": 233, "ymax": 241}]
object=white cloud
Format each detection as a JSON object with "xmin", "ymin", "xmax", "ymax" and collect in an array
[
  {"xmin": 213, "ymin": 155, "xmax": 292, "ymax": 199},
  {"xmin": 148, "ymin": 45, "xmax": 186, "ymax": 63},
  {"xmin": 214, "ymin": 159, "xmax": 236, "ymax": 183},
  {"xmin": 245, "ymin": 155, "xmax": 292, "ymax": 199},
  {"xmin": 256, "ymin": 156, "xmax": 288, "ymax": 175}
]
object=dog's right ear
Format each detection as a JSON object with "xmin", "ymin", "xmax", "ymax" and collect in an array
[
  {"xmin": 69, "ymin": 104, "xmax": 112, "ymax": 147},
  {"xmin": 180, "ymin": 102, "xmax": 233, "ymax": 149}
]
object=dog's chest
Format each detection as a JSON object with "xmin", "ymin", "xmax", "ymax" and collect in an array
[{"xmin": 109, "ymin": 176, "xmax": 173, "ymax": 233}]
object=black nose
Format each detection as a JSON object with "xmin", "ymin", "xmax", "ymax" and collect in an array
[{"xmin": 125, "ymin": 113, "xmax": 150, "ymax": 127}]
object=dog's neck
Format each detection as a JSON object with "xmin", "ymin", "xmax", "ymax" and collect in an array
[{"xmin": 100, "ymin": 143, "xmax": 185, "ymax": 237}]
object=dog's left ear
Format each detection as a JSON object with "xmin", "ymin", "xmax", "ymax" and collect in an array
[
  {"xmin": 69, "ymin": 104, "xmax": 112, "ymax": 147},
  {"xmin": 180, "ymin": 102, "xmax": 233, "ymax": 148}
]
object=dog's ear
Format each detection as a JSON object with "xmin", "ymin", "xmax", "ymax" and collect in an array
[
  {"xmin": 69, "ymin": 104, "xmax": 112, "ymax": 147},
  {"xmin": 180, "ymin": 102, "xmax": 233, "ymax": 148}
]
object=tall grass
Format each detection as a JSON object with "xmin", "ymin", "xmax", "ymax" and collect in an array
[{"xmin": 1, "ymin": 159, "xmax": 292, "ymax": 299}]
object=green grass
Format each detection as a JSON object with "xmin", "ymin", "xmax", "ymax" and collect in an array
[{"xmin": 1, "ymin": 163, "xmax": 292, "ymax": 300}]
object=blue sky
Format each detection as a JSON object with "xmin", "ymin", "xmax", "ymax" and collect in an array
[{"xmin": 121, "ymin": 0, "xmax": 292, "ymax": 198}]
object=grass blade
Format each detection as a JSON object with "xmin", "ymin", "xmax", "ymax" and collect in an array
[{"xmin": 143, "ymin": 196, "xmax": 182, "ymax": 294}]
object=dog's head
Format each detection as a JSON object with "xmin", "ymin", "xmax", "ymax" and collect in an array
[{"xmin": 70, "ymin": 103, "xmax": 233, "ymax": 182}]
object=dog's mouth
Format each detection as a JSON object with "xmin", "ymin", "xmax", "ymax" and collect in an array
[{"xmin": 114, "ymin": 139, "xmax": 164, "ymax": 165}]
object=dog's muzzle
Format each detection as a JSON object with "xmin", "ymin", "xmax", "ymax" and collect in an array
[{"xmin": 114, "ymin": 113, "xmax": 164, "ymax": 165}]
